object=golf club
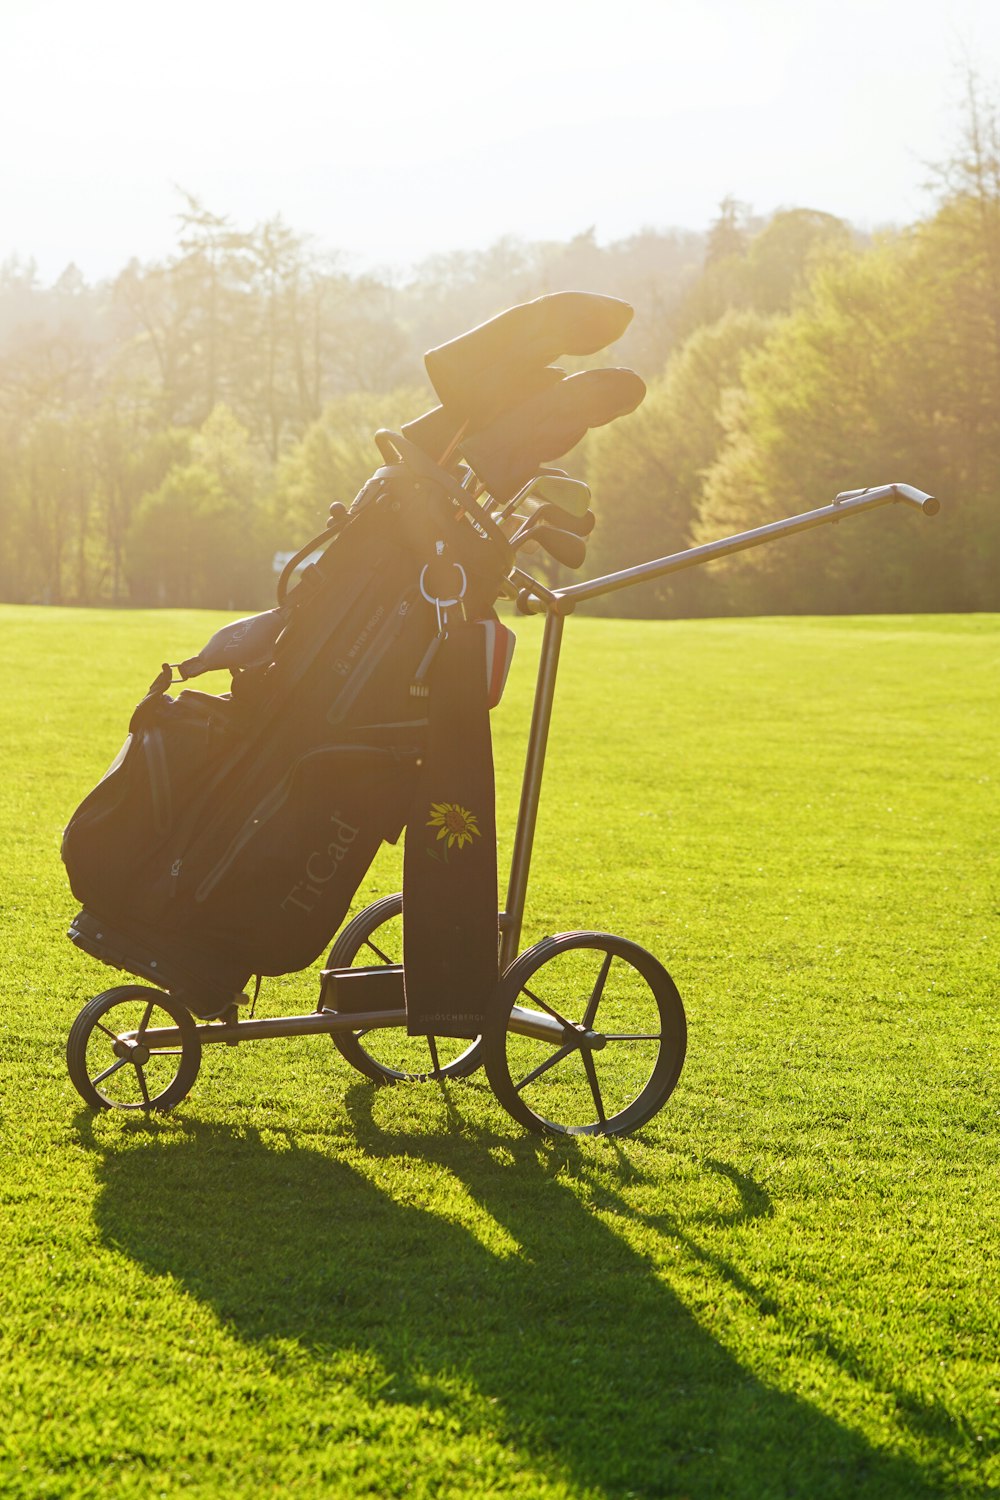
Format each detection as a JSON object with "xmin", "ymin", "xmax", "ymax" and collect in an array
[
  {"xmin": 509, "ymin": 501, "xmax": 595, "ymax": 544},
  {"xmin": 528, "ymin": 473, "xmax": 592, "ymax": 516},
  {"xmin": 513, "ymin": 523, "xmax": 588, "ymax": 571}
]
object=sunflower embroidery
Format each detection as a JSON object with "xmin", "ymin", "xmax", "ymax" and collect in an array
[{"xmin": 427, "ymin": 801, "xmax": 481, "ymax": 851}]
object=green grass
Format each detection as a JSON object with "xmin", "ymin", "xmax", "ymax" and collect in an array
[{"xmin": 1, "ymin": 604, "xmax": 997, "ymax": 1498}]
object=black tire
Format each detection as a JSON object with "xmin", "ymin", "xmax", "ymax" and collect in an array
[
  {"xmin": 325, "ymin": 894, "xmax": 483, "ymax": 1084},
  {"xmin": 483, "ymin": 932, "xmax": 686, "ymax": 1137},
  {"xmin": 66, "ymin": 985, "xmax": 201, "ymax": 1111}
]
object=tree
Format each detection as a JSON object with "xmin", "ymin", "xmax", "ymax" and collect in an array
[
  {"xmin": 744, "ymin": 208, "xmax": 853, "ymax": 314},
  {"xmin": 273, "ymin": 387, "xmax": 425, "ymax": 541},
  {"xmin": 705, "ymin": 196, "xmax": 751, "ymax": 265},
  {"xmin": 584, "ymin": 309, "xmax": 773, "ymax": 616},
  {"xmin": 92, "ymin": 408, "xmax": 190, "ymax": 603},
  {"xmin": 17, "ymin": 415, "xmax": 83, "ymax": 604},
  {"xmin": 931, "ymin": 71, "xmax": 1000, "ymax": 379},
  {"xmin": 698, "ymin": 222, "xmax": 994, "ymax": 614},
  {"xmin": 174, "ymin": 194, "xmax": 253, "ymax": 421},
  {"xmin": 127, "ymin": 406, "xmax": 273, "ymax": 608},
  {"xmin": 677, "ymin": 204, "xmax": 850, "ymax": 336}
]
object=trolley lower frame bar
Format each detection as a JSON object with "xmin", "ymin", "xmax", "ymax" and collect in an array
[{"xmin": 120, "ymin": 1003, "xmax": 564, "ymax": 1049}]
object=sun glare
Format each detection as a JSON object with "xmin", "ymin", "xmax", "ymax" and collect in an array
[{"xmin": 3, "ymin": 0, "xmax": 997, "ymax": 279}]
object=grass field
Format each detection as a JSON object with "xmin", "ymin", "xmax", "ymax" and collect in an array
[{"xmin": 1, "ymin": 603, "xmax": 997, "ymax": 1499}]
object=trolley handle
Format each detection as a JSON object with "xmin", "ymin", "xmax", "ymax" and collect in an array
[
  {"xmin": 897, "ymin": 484, "xmax": 939, "ymax": 514},
  {"xmin": 837, "ymin": 484, "xmax": 940, "ymax": 515}
]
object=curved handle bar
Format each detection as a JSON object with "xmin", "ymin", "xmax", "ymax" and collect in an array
[
  {"xmin": 837, "ymin": 483, "xmax": 939, "ymax": 516},
  {"xmin": 511, "ymin": 480, "xmax": 942, "ymax": 614},
  {"xmin": 895, "ymin": 484, "xmax": 939, "ymax": 514}
]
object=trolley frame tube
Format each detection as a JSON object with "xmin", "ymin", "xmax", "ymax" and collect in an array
[{"xmin": 499, "ymin": 483, "xmax": 937, "ymax": 964}]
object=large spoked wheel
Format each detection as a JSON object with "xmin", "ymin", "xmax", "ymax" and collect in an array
[
  {"xmin": 326, "ymin": 894, "xmax": 483, "ymax": 1084},
  {"xmin": 66, "ymin": 985, "xmax": 201, "ymax": 1111},
  {"xmin": 483, "ymin": 932, "xmax": 686, "ymax": 1137}
]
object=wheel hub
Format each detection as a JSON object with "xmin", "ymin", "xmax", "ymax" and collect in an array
[
  {"xmin": 112, "ymin": 1037, "xmax": 151, "ymax": 1065},
  {"xmin": 568, "ymin": 1024, "xmax": 607, "ymax": 1052}
]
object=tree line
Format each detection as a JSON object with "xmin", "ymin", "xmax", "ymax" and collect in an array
[
  {"xmin": 587, "ymin": 82, "xmax": 1000, "ymax": 617},
  {"xmin": 0, "ymin": 198, "xmax": 700, "ymax": 608},
  {"xmin": 1, "ymin": 83, "xmax": 997, "ymax": 616}
]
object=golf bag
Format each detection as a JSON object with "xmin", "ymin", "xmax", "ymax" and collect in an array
[
  {"xmin": 63, "ymin": 290, "xmax": 645, "ymax": 1031},
  {"xmin": 63, "ymin": 437, "xmax": 516, "ymax": 1020}
]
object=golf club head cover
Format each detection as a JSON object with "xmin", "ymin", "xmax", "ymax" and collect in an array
[
  {"xmin": 404, "ymin": 291, "xmax": 633, "ymax": 467},
  {"xmin": 462, "ymin": 367, "xmax": 646, "ymax": 504},
  {"xmin": 402, "ymin": 367, "xmax": 566, "ymax": 466},
  {"xmin": 402, "ymin": 621, "xmax": 499, "ymax": 1038},
  {"xmin": 424, "ymin": 291, "xmax": 633, "ymax": 425}
]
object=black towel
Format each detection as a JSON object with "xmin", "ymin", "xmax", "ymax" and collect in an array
[{"xmin": 403, "ymin": 623, "xmax": 499, "ymax": 1037}]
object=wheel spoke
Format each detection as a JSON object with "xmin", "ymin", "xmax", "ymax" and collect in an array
[
  {"xmin": 427, "ymin": 1036, "xmax": 441, "ymax": 1073},
  {"xmin": 133, "ymin": 1062, "xmax": 151, "ymax": 1106},
  {"xmin": 580, "ymin": 1048, "xmax": 607, "ymax": 1124},
  {"xmin": 363, "ymin": 938, "xmax": 393, "ymax": 964},
  {"xmin": 520, "ymin": 983, "xmax": 576, "ymax": 1033},
  {"xmin": 138, "ymin": 999, "xmax": 156, "ymax": 1034},
  {"xmin": 94, "ymin": 1019, "xmax": 122, "ymax": 1042},
  {"xmin": 91, "ymin": 1056, "xmax": 129, "ymax": 1087},
  {"xmin": 581, "ymin": 950, "xmax": 614, "ymax": 1030},
  {"xmin": 513, "ymin": 1038, "xmax": 580, "ymax": 1093}
]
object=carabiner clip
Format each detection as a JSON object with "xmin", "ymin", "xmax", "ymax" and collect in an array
[{"xmin": 419, "ymin": 557, "xmax": 467, "ymax": 636}]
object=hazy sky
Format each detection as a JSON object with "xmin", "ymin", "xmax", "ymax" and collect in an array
[{"xmin": 3, "ymin": 0, "xmax": 998, "ymax": 285}]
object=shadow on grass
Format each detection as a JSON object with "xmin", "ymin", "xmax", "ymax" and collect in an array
[{"xmin": 81, "ymin": 1091, "xmax": 945, "ymax": 1500}]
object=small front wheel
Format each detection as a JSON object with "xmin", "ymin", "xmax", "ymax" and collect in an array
[
  {"xmin": 483, "ymin": 933, "xmax": 686, "ymax": 1137},
  {"xmin": 326, "ymin": 894, "xmax": 483, "ymax": 1084},
  {"xmin": 66, "ymin": 986, "xmax": 201, "ymax": 1111}
]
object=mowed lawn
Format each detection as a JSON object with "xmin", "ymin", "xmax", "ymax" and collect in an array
[{"xmin": 1, "ymin": 603, "xmax": 997, "ymax": 1499}]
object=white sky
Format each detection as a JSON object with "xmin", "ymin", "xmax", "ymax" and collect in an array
[{"xmin": 2, "ymin": 0, "xmax": 997, "ymax": 285}]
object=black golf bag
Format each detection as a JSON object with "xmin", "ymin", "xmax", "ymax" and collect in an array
[
  {"xmin": 62, "ymin": 291, "xmax": 645, "ymax": 1030},
  {"xmin": 63, "ymin": 439, "xmax": 513, "ymax": 1018}
]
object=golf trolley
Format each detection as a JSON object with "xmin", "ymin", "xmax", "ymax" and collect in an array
[{"xmin": 65, "ymin": 466, "xmax": 939, "ymax": 1137}]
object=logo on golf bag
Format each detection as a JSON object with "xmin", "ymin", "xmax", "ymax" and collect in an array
[
  {"xmin": 426, "ymin": 802, "xmax": 480, "ymax": 860},
  {"xmin": 280, "ymin": 813, "xmax": 359, "ymax": 914},
  {"xmin": 334, "ymin": 606, "xmax": 386, "ymax": 678}
]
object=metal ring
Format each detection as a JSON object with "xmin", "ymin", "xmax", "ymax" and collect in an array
[{"xmin": 419, "ymin": 561, "xmax": 467, "ymax": 609}]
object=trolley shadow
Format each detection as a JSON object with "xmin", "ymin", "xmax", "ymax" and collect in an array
[{"xmin": 84, "ymin": 1100, "xmax": 948, "ymax": 1500}]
